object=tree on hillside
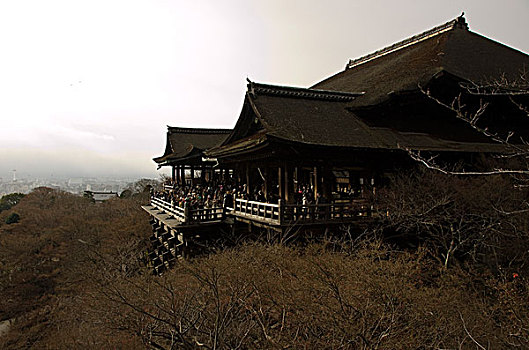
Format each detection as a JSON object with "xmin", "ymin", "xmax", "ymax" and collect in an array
[
  {"xmin": 376, "ymin": 170, "xmax": 529, "ymax": 270},
  {"xmin": 93, "ymin": 243, "xmax": 529, "ymax": 349},
  {"xmin": 122, "ymin": 178, "xmax": 161, "ymax": 199},
  {"xmin": 5, "ymin": 212, "xmax": 20, "ymax": 224},
  {"xmin": 0, "ymin": 188, "xmax": 150, "ymax": 348},
  {"xmin": 0, "ymin": 193, "xmax": 25, "ymax": 212}
]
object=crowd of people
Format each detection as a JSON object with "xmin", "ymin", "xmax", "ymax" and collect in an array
[
  {"xmin": 152, "ymin": 181, "xmax": 233, "ymax": 210},
  {"xmin": 151, "ymin": 179, "xmax": 333, "ymax": 210}
]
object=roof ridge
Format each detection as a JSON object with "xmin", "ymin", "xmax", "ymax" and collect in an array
[
  {"xmin": 346, "ymin": 14, "xmax": 468, "ymax": 70},
  {"xmin": 247, "ymin": 81, "xmax": 364, "ymax": 102},
  {"xmin": 167, "ymin": 127, "xmax": 232, "ymax": 134}
]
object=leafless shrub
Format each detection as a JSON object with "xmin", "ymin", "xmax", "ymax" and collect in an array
[{"xmin": 376, "ymin": 170, "xmax": 529, "ymax": 271}]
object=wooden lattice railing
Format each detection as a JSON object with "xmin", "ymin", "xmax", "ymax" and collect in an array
[
  {"xmin": 151, "ymin": 197, "xmax": 186, "ymax": 221},
  {"xmin": 282, "ymin": 200, "xmax": 371, "ymax": 224},
  {"xmin": 150, "ymin": 196, "xmax": 224, "ymax": 224},
  {"xmin": 233, "ymin": 199, "xmax": 281, "ymax": 224},
  {"xmin": 151, "ymin": 195, "xmax": 371, "ymax": 226}
]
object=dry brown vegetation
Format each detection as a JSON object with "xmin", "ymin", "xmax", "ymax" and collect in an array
[
  {"xmin": 0, "ymin": 175, "xmax": 528, "ymax": 349},
  {"xmin": 0, "ymin": 187, "xmax": 150, "ymax": 348},
  {"xmin": 96, "ymin": 244, "xmax": 529, "ymax": 349},
  {"xmin": 376, "ymin": 170, "xmax": 529, "ymax": 271}
]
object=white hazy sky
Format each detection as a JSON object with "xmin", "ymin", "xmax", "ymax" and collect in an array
[{"xmin": 0, "ymin": 0, "xmax": 528, "ymax": 179}]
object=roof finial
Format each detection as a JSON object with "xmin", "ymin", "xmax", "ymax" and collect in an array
[
  {"xmin": 246, "ymin": 77, "xmax": 255, "ymax": 97},
  {"xmin": 456, "ymin": 12, "xmax": 468, "ymax": 29}
]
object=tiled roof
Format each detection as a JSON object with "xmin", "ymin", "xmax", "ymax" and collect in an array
[
  {"xmin": 313, "ymin": 15, "xmax": 529, "ymax": 106},
  {"xmin": 346, "ymin": 15, "xmax": 468, "ymax": 69},
  {"xmin": 206, "ymin": 82, "xmax": 509, "ymax": 156},
  {"xmin": 154, "ymin": 127, "xmax": 231, "ymax": 164},
  {"xmin": 248, "ymin": 81, "xmax": 363, "ymax": 101},
  {"xmin": 175, "ymin": 16, "xmax": 529, "ymax": 159}
]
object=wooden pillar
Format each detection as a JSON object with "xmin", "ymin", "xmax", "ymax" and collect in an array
[
  {"xmin": 171, "ymin": 166, "xmax": 176, "ymax": 182},
  {"xmin": 263, "ymin": 167, "xmax": 269, "ymax": 201},
  {"xmin": 190, "ymin": 165, "xmax": 195, "ymax": 185},
  {"xmin": 175, "ymin": 165, "xmax": 180, "ymax": 185},
  {"xmin": 278, "ymin": 166, "xmax": 283, "ymax": 199},
  {"xmin": 313, "ymin": 166, "xmax": 318, "ymax": 200},
  {"xmin": 322, "ymin": 165, "xmax": 332, "ymax": 200},
  {"xmin": 181, "ymin": 166, "xmax": 186, "ymax": 186},
  {"xmin": 293, "ymin": 166, "xmax": 298, "ymax": 193},
  {"xmin": 180, "ymin": 165, "xmax": 184, "ymax": 185},
  {"xmin": 245, "ymin": 164, "xmax": 250, "ymax": 195},
  {"xmin": 284, "ymin": 164, "xmax": 290, "ymax": 203}
]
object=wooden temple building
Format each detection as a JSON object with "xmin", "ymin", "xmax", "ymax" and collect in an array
[
  {"xmin": 143, "ymin": 15, "xmax": 529, "ymax": 271},
  {"xmin": 153, "ymin": 126, "xmax": 232, "ymax": 186}
]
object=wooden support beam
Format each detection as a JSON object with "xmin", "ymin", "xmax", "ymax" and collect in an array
[
  {"xmin": 313, "ymin": 166, "xmax": 318, "ymax": 201},
  {"xmin": 190, "ymin": 165, "xmax": 195, "ymax": 185},
  {"xmin": 293, "ymin": 166, "xmax": 298, "ymax": 193},
  {"xmin": 171, "ymin": 166, "xmax": 176, "ymax": 182},
  {"xmin": 278, "ymin": 166, "xmax": 283, "ymax": 199},
  {"xmin": 322, "ymin": 164, "xmax": 333, "ymax": 200},
  {"xmin": 181, "ymin": 166, "xmax": 186, "ymax": 186},
  {"xmin": 284, "ymin": 165, "xmax": 289, "ymax": 203},
  {"xmin": 263, "ymin": 167, "xmax": 269, "ymax": 201},
  {"xmin": 246, "ymin": 164, "xmax": 250, "ymax": 195}
]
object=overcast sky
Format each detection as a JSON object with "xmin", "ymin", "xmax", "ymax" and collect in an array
[{"xmin": 1, "ymin": 0, "xmax": 528, "ymax": 180}]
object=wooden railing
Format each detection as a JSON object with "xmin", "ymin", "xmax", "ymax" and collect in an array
[
  {"xmin": 233, "ymin": 199, "xmax": 281, "ymax": 224},
  {"xmin": 282, "ymin": 200, "xmax": 371, "ymax": 224},
  {"xmin": 152, "ymin": 196, "xmax": 371, "ymax": 226},
  {"xmin": 150, "ymin": 196, "xmax": 224, "ymax": 224},
  {"xmin": 151, "ymin": 197, "xmax": 186, "ymax": 221}
]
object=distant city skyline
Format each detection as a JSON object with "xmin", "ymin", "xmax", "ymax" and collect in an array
[
  {"xmin": 0, "ymin": 172, "xmax": 137, "ymax": 197},
  {"xmin": 1, "ymin": 0, "xmax": 528, "ymax": 178}
]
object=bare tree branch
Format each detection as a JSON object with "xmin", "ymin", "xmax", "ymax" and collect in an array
[{"xmin": 403, "ymin": 148, "xmax": 529, "ymax": 176}]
